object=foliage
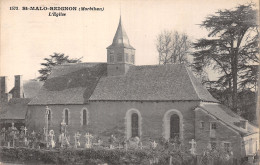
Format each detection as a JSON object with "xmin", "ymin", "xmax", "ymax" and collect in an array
[
  {"xmin": 192, "ymin": 3, "xmax": 259, "ymax": 112},
  {"xmin": 38, "ymin": 53, "xmax": 82, "ymax": 81},
  {"xmin": 156, "ymin": 30, "xmax": 191, "ymax": 65}
]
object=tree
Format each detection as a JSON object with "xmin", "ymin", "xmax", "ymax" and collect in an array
[
  {"xmin": 192, "ymin": 3, "xmax": 259, "ymax": 112},
  {"xmin": 38, "ymin": 53, "xmax": 82, "ymax": 81},
  {"xmin": 156, "ymin": 30, "xmax": 191, "ymax": 65}
]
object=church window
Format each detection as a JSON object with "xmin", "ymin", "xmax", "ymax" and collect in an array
[
  {"xmin": 125, "ymin": 109, "xmax": 142, "ymax": 139},
  {"xmin": 117, "ymin": 53, "xmax": 122, "ymax": 62},
  {"xmin": 110, "ymin": 55, "xmax": 114, "ymax": 63},
  {"xmin": 131, "ymin": 55, "xmax": 135, "ymax": 63},
  {"xmin": 125, "ymin": 53, "xmax": 129, "ymax": 62},
  {"xmin": 163, "ymin": 109, "xmax": 183, "ymax": 140},
  {"xmin": 65, "ymin": 110, "xmax": 69, "ymax": 125},
  {"xmin": 47, "ymin": 110, "xmax": 51, "ymax": 121},
  {"xmin": 81, "ymin": 108, "xmax": 89, "ymax": 126},
  {"xmin": 63, "ymin": 109, "xmax": 70, "ymax": 125},
  {"xmin": 131, "ymin": 113, "xmax": 139, "ymax": 137},
  {"xmin": 170, "ymin": 114, "xmax": 180, "ymax": 139},
  {"xmin": 46, "ymin": 108, "xmax": 52, "ymax": 127}
]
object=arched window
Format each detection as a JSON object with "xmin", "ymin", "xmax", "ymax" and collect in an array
[
  {"xmin": 125, "ymin": 109, "xmax": 142, "ymax": 139},
  {"xmin": 48, "ymin": 110, "xmax": 51, "ymax": 122},
  {"xmin": 131, "ymin": 113, "xmax": 139, "ymax": 137},
  {"xmin": 163, "ymin": 109, "xmax": 183, "ymax": 140},
  {"xmin": 65, "ymin": 109, "xmax": 69, "ymax": 125},
  {"xmin": 81, "ymin": 108, "xmax": 89, "ymax": 126},
  {"xmin": 47, "ymin": 109, "xmax": 52, "ymax": 127},
  {"xmin": 63, "ymin": 109, "xmax": 70, "ymax": 125},
  {"xmin": 83, "ymin": 109, "xmax": 87, "ymax": 125},
  {"xmin": 170, "ymin": 114, "xmax": 180, "ymax": 139}
]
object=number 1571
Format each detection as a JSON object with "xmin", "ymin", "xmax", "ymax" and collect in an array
[{"xmin": 10, "ymin": 6, "xmax": 18, "ymax": 10}]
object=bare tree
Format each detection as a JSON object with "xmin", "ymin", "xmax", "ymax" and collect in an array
[{"xmin": 156, "ymin": 30, "xmax": 191, "ymax": 65}]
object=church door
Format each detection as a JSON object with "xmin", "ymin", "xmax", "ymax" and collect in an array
[
  {"xmin": 170, "ymin": 114, "xmax": 180, "ymax": 139},
  {"xmin": 131, "ymin": 113, "xmax": 139, "ymax": 137}
]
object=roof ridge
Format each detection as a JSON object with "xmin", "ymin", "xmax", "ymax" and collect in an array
[{"xmin": 185, "ymin": 67, "xmax": 202, "ymax": 100}]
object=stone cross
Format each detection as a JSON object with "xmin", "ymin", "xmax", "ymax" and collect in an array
[
  {"xmin": 45, "ymin": 106, "xmax": 50, "ymax": 142},
  {"xmin": 61, "ymin": 120, "xmax": 66, "ymax": 133},
  {"xmin": 24, "ymin": 127, "xmax": 28, "ymax": 135},
  {"xmin": 189, "ymin": 139, "xmax": 196, "ymax": 155},
  {"xmin": 49, "ymin": 130, "xmax": 55, "ymax": 148},
  {"xmin": 74, "ymin": 132, "xmax": 81, "ymax": 148},
  {"xmin": 43, "ymin": 127, "xmax": 46, "ymax": 135},
  {"xmin": 84, "ymin": 132, "xmax": 93, "ymax": 148},
  {"xmin": 11, "ymin": 122, "xmax": 15, "ymax": 129},
  {"xmin": 61, "ymin": 120, "xmax": 66, "ymax": 127},
  {"xmin": 151, "ymin": 141, "xmax": 157, "ymax": 149}
]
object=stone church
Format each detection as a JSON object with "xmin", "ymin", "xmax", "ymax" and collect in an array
[{"xmin": 26, "ymin": 17, "xmax": 258, "ymax": 159}]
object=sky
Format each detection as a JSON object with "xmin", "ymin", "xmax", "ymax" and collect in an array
[{"xmin": 0, "ymin": 0, "xmax": 258, "ymax": 90}]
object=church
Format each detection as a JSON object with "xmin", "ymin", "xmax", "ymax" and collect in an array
[{"xmin": 26, "ymin": 17, "xmax": 258, "ymax": 159}]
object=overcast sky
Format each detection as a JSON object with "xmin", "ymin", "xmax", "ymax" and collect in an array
[{"xmin": 1, "ymin": 0, "xmax": 258, "ymax": 90}]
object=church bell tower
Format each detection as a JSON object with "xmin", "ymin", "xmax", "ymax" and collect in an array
[{"xmin": 107, "ymin": 16, "xmax": 135, "ymax": 76}]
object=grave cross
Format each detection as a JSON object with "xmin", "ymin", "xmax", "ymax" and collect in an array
[
  {"xmin": 189, "ymin": 139, "xmax": 196, "ymax": 155},
  {"xmin": 49, "ymin": 130, "xmax": 55, "ymax": 148},
  {"xmin": 24, "ymin": 127, "xmax": 28, "ymax": 135},
  {"xmin": 11, "ymin": 122, "xmax": 15, "ymax": 129},
  {"xmin": 84, "ymin": 132, "xmax": 93, "ymax": 148},
  {"xmin": 151, "ymin": 141, "xmax": 157, "ymax": 149},
  {"xmin": 43, "ymin": 127, "xmax": 46, "ymax": 134},
  {"xmin": 74, "ymin": 132, "xmax": 81, "ymax": 148}
]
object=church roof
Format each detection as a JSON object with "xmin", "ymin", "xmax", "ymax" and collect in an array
[
  {"xmin": 107, "ymin": 17, "xmax": 135, "ymax": 49},
  {"xmin": 0, "ymin": 98, "xmax": 31, "ymax": 120},
  {"xmin": 23, "ymin": 80, "xmax": 44, "ymax": 98},
  {"xmin": 29, "ymin": 63, "xmax": 107, "ymax": 105},
  {"xmin": 29, "ymin": 63, "xmax": 218, "ymax": 105}
]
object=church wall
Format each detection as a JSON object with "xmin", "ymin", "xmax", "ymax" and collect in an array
[
  {"xmin": 194, "ymin": 108, "xmax": 243, "ymax": 159},
  {"xmin": 26, "ymin": 101, "xmax": 199, "ymax": 147}
]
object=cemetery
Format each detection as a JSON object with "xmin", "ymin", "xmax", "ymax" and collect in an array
[{"xmin": 0, "ymin": 110, "xmax": 249, "ymax": 165}]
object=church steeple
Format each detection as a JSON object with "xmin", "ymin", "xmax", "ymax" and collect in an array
[
  {"xmin": 106, "ymin": 16, "xmax": 135, "ymax": 76},
  {"xmin": 111, "ymin": 16, "xmax": 132, "ymax": 48}
]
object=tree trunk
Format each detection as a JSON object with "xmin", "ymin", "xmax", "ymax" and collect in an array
[{"xmin": 231, "ymin": 49, "xmax": 238, "ymax": 113}]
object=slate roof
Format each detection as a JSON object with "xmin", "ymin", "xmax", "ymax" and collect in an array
[
  {"xmin": 0, "ymin": 98, "xmax": 31, "ymax": 120},
  {"xmin": 199, "ymin": 102, "xmax": 258, "ymax": 135},
  {"xmin": 23, "ymin": 80, "xmax": 44, "ymax": 98},
  {"xmin": 29, "ymin": 63, "xmax": 218, "ymax": 105},
  {"xmin": 107, "ymin": 16, "xmax": 135, "ymax": 49},
  {"xmin": 29, "ymin": 63, "xmax": 107, "ymax": 105},
  {"xmin": 90, "ymin": 64, "xmax": 218, "ymax": 102}
]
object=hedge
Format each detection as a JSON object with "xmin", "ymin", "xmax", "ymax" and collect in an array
[{"xmin": 0, "ymin": 147, "xmax": 154, "ymax": 164}]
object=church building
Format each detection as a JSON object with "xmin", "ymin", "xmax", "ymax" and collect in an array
[{"xmin": 26, "ymin": 17, "xmax": 259, "ymax": 159}]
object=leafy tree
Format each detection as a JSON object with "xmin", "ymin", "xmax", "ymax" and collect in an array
[
  {"xmin": 156, "ymin": 30, "xmax": 191, "ymax": 65},
  {"xmin": 38, "ymin": 53, "xmax": 82, "ymax": 81},
  {"xmin": 192, "ymin": 3, "xmax": 259, "ymax": 112}
]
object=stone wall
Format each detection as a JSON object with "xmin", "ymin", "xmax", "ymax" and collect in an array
[
  {"xmin": 26, "ymin": 100, "xmax": 198, "ymax": 147},
  {"xmin": 194, "ymin": 108, "xmax": 243, "ymax": 159}
]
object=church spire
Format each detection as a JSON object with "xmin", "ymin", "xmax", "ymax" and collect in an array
[
  {"xmin": 106, "ymin": 16, "xmax": 135, "ymax": 76},
  {"xmin": 109, "ymin": 16, "xmax": 133, "ymax": 49}
]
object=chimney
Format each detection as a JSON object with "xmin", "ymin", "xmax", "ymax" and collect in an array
[
  {"xmin": 13, "ymin": 75, "xmax": 24, "ymax": 98},
  {"xmin": 0, "ymin": 76, "xmax": 7, "ymax": 97}
]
